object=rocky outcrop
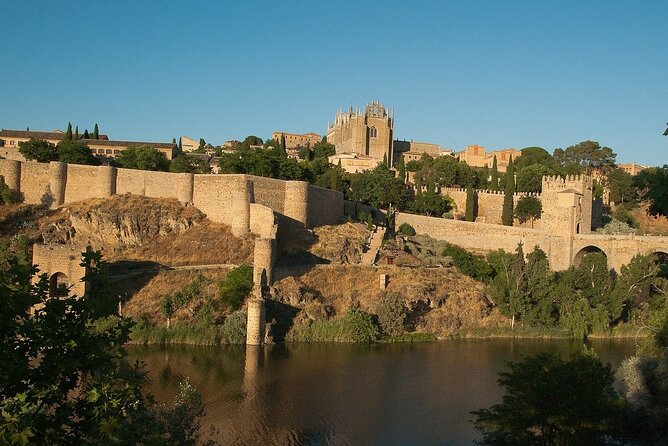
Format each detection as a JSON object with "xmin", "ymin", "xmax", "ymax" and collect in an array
[{"xmin": 41, "ymin": 194, "xmax": 205, "ymax": 248}]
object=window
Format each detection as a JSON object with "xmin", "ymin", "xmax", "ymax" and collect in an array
[
  {"xmin": 90, "ymin": 149, "xmax": 97, "ymax": 153},
  {"xmin": 370, "ymin": 127, "xmax": 377, "ymax": 138},
  {"xmin": 10, "ymin": 140, "xmax": 15, "ymax": 146},
  {"xmin": 106, "ymin": 149, "xmax": 113, "ymax": 154},
  {"xmin": 114, "ymin": 150, "xmax": 121, "ymax": 154}
]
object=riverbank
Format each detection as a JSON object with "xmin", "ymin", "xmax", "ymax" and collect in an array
[{"xmin": 124, "ymin": 318, "xmax": 647, "ymax": 347}]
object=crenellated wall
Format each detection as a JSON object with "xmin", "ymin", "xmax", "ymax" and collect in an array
[
  {"xmin": 441, "ymin": 187, "xmax": 541, "ymax": 225},
  {"xmin": 396, "ymin": 212, "xmax": 668, "ymax": 272}
]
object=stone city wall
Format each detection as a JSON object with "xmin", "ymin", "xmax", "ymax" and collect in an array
[
  {"xmin": 307, "ymin": 185, "xmax": 344, "ymax": 227},
  {"xmin": 396, "ymin": 212, "xmax": 571, "ymax": 270},
  {"xmin": 0, "ymin": 159, "xmax": 345, "ymax": 237},
  {"xmin": 441, "ymin": 187, "xmax": 541, "ymax": 225}
]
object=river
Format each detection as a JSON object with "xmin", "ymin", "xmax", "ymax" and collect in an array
[{"xmin": 127, "ymin": 339, "xmax": 637, "ymax": 445}]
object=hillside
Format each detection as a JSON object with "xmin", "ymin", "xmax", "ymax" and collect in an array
[{"xmin": 0, "ymin": 194, "xmax": 254, "ymax": 266}]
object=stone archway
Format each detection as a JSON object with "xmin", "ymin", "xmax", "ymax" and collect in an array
[
  {"xmin": 647, "ymin": 249, "xmax": 668, "ymax": 278},
  {"xmin": 573, "ymin": 245, "xmax": 607, "ymax": 266},
  {"xmin": 49, "ymin": 272, "xmax": 69, "ymax": 297}
]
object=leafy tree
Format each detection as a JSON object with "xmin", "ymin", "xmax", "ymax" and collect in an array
[
  {"xmin": 115, "ymin": 145, "xmax": 170, "ymax": 171},
  {"xmin": 240, "ymin": 135, "xmax": 263, "ymax": 149},
  {"xmin": 490, "ymin": 155, "xmax": 499, "ymax": 190},
  {"xmin": 516, "ymin": 164, "xmax": 551, "ymax": 193},
  {"xmin": 0, "ymin": 251, "xmax": 211, "ymax": 444},
  {"xmin": 18, "ymin": 138, "xmax": 58, "ymax": 162},
  {"xmin": 443, "ymin": 243, "xmax": 493, "ymax": 282},
  {"xmin": 218, "ymin": 264, "xmax": 253, "ymax": 310},
  {"xmin": 83, "ymin": 129, "xmax": 90, "ymax": 139},
  {"xmin": 161, "ymin": 295, "xmax": 175, "ymax": 328},
  {"xmin": 471, "ymin": 351, "xmax": 621, "ymax": 446},
  {"xmin": 634, "ymin": 165, "xmax": 668, "ymax": 217},
  {"xmin": 501, "ymin": 157, "xmax": 515, "ymax": 226},
  {"xmin": 514, "ymin": 147, "xmax": 555, "ymax": 171},
  {"xmin": 465, "ymin": 185, "xmax": 476, "ymax": 221},
  {"xmin": 93, "ymin": 123, "xmax": 99, "ymax": 139},
  {"xmin": 553, "ymin": 140, "xmax": 616, "ymax": 174},
  {"xmin": 376, "ymin": 292, "xmax": 406, "ymax": 336},
  {"xmin": 169, "ymin": 154, "xmax": 210, "ymax": 174},
  {"xmin": 514, "ymin": 196, "xmax": 542, "ymax": 224},
  {"xmin": 487, "ymin": 245, "xmax": 554, "ymax": 328},
  {"xmin": 64, "ymin": 122, "xmax": 73, "ymax": 141},
  {"xmin": 606, "ymin": 167, "xmax": 637, "ymax": 206},
  {"xmin": 408, "ymin": 190, "xmax": 449, "ymax": 217},
  {"xmin": 57, "ymin": 140, "xmax": 100, "ymax": 165},
  {"xmin": 312, "ymin": 140, "xmax": 335, "ymax": 159},
  {"xmin": 398, "ymin": 222, "xmax": 416, "ymax": 236},
  {"xmin": 349, "ymin": 165, "xmax": 408, "ymax": 209}
]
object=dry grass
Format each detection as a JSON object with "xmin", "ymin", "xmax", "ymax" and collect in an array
[
  {"xmin": 631, "ymin": 203, "xmax": 668, "ymax": 236},
  {"xmin": 122, "ymin": 268, "xmax": 234, "ymax": 324},
  {"xmin": 272, "ymin": 264, "xmax": 507, "ymax": 338},
  {"xmin": 108, "ymin": 220, "xmax": 254, "ymax": 266}
]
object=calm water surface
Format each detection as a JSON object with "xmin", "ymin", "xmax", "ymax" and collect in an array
[{"xmin": 128, "ymin": 339, "xmax": 637, "ymax": 446}]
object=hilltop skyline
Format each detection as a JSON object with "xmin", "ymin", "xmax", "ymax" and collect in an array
[{"xmin": 1, "ymin": 1, "xmax": 666, "ymax": 166}]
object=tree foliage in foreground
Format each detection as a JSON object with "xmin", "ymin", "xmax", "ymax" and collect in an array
[
  {"xmin": 635, "ymin": 165, "xmax": 668, "ymax": 218},
  {"xmin": 0, "ymin": 250, "xmax": 212, "ymax": 445},
  {"xmin": 471, "ymin": 350, "xmax": 621, "ymax": 446}
]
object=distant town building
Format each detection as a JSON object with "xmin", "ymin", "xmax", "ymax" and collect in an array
[
  {"xmin": 393, "ymin": 140, "xmax": 445, "ymax": 164},
  {"xmin": 456, "ymin": 145, "xmax": 521, "ymax": 172},
  {"xmin": 618, "ymin": 162, "xmax": 648, "ymax": 176},
  {"xmin": 328, "ymin": 152, "xmax": 378, "ymax": 173},
  {"xmin": 270, "ymin": 131, "xmax": 321, "ymax": 149},
  {"xmin": 0, "ymin": 129, "xmax": 109, "ymax": 147},
  {"xmin": 180, "ymin": 135, "xmax": 199, "ymax": 152},
  {"xmin": 0, "ymin": 129, "xmax": 176, "ymax": 161}
]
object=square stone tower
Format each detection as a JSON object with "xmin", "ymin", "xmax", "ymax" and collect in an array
[
  {"xmin": 326, "ymin": 101, "xmax": 394, "ymax": 166},
  {"xmin": 540, "ymin": 175, "xmax": 593, "ymax": 236}
]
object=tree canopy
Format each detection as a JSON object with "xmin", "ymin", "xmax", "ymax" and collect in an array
[
  {"xmin": 57, "ymin": 140, "xmax": 99, "ymax": 165},
  {"xmin": 114, "ymin": 145, "xmax": 170, "ymax": 171},
  {"xmin": 18, "ymin": 139, "xmax": 58, "ymax": 162}
]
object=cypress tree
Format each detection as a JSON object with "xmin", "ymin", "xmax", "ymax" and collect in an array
[
  {"xmin": 397, "ymin": 156, "xmax": 406, "ymax": 183},
  {"xmin": 280, "ymin": 133, "xmax": 287, "ymax": 157},
  {"xmin": 465, "ymin": 185, "xmax": 475, "ymax": 221},
  {"xmin": 491, "ymin": 155, "xmax": 499, "ymax": 190},
  {"xmin": 83, "ymin": 129, "xmax": 90, "ymax": 139},
  {"xmin": 382, "ymin": 153, "xmax": 388, "ymax": 169},
  {"xmin": 172, "ymin": 137, "xmax": 177, "ymax": 144},
  {"xmin": 74, "ymin": 126, "xmax": 79, "ymax": 140},
  {"xmin": 64, "ymin": 122, "xmax": 73, "ymax": 141},
  {"xmin": 93, "ymin": 123, "xmax": 99, "ymax": 139},
  {"xmin": 502, "ymin": 156, "xmax": 515, "ymax": 226},
  {"xmin": 178, "ymin": 137, "xmax": 182, "ymax": 151}
]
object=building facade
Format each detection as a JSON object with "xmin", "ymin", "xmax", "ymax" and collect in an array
[
  {"xmin": 0, "ymin": 129, "xmax": 176, "ymax": 161},
  {"xmin": 270, "ymin": 131, "xmax": 321, "ymax": 149},
  {"xmin": 456, "ymin": 145, "xmax": 521, "ymax": 172},
  {"xmin": 326, "ymin": 101, "xmax": 394, "ymax": 167}
]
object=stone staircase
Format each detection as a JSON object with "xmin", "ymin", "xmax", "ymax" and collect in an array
[{"xmin": 361, "ymin": 226, "xmax": 386, "ymax": 265}]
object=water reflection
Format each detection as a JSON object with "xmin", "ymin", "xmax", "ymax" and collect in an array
[{"xmin": 127, "ymin": 339, "xmax": 637, "ymax": 445}]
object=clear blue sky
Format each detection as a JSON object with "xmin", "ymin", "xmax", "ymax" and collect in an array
[{"xmin": 1, "ymin": 1, "xmax": 666, "ymax": 166}]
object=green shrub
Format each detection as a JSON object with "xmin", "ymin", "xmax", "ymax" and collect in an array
[
  {"xmin": 221, "ymin": 310, "xmax": 247, "ymax": 344},
  {"xmin": 0, "ymin": 175, "xmax": 23, "ymax": 204},
  {"xmin": 218, "ymin": 264, "xmax": 253, "ymax": 310},
  {"xmin": 288, "ymin": 309, "xmax": 380, "ymax": 343},
  {"xmin": 442, "ymin": 243, "xmax": 493, "ymax": 282},
  {"xmin": 398, "ymin": 222, "xmax": 416, "ymax": 236},
  {"xmin": 376, "ymin": 292, "xmax": 406, "ymax": 336}
]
